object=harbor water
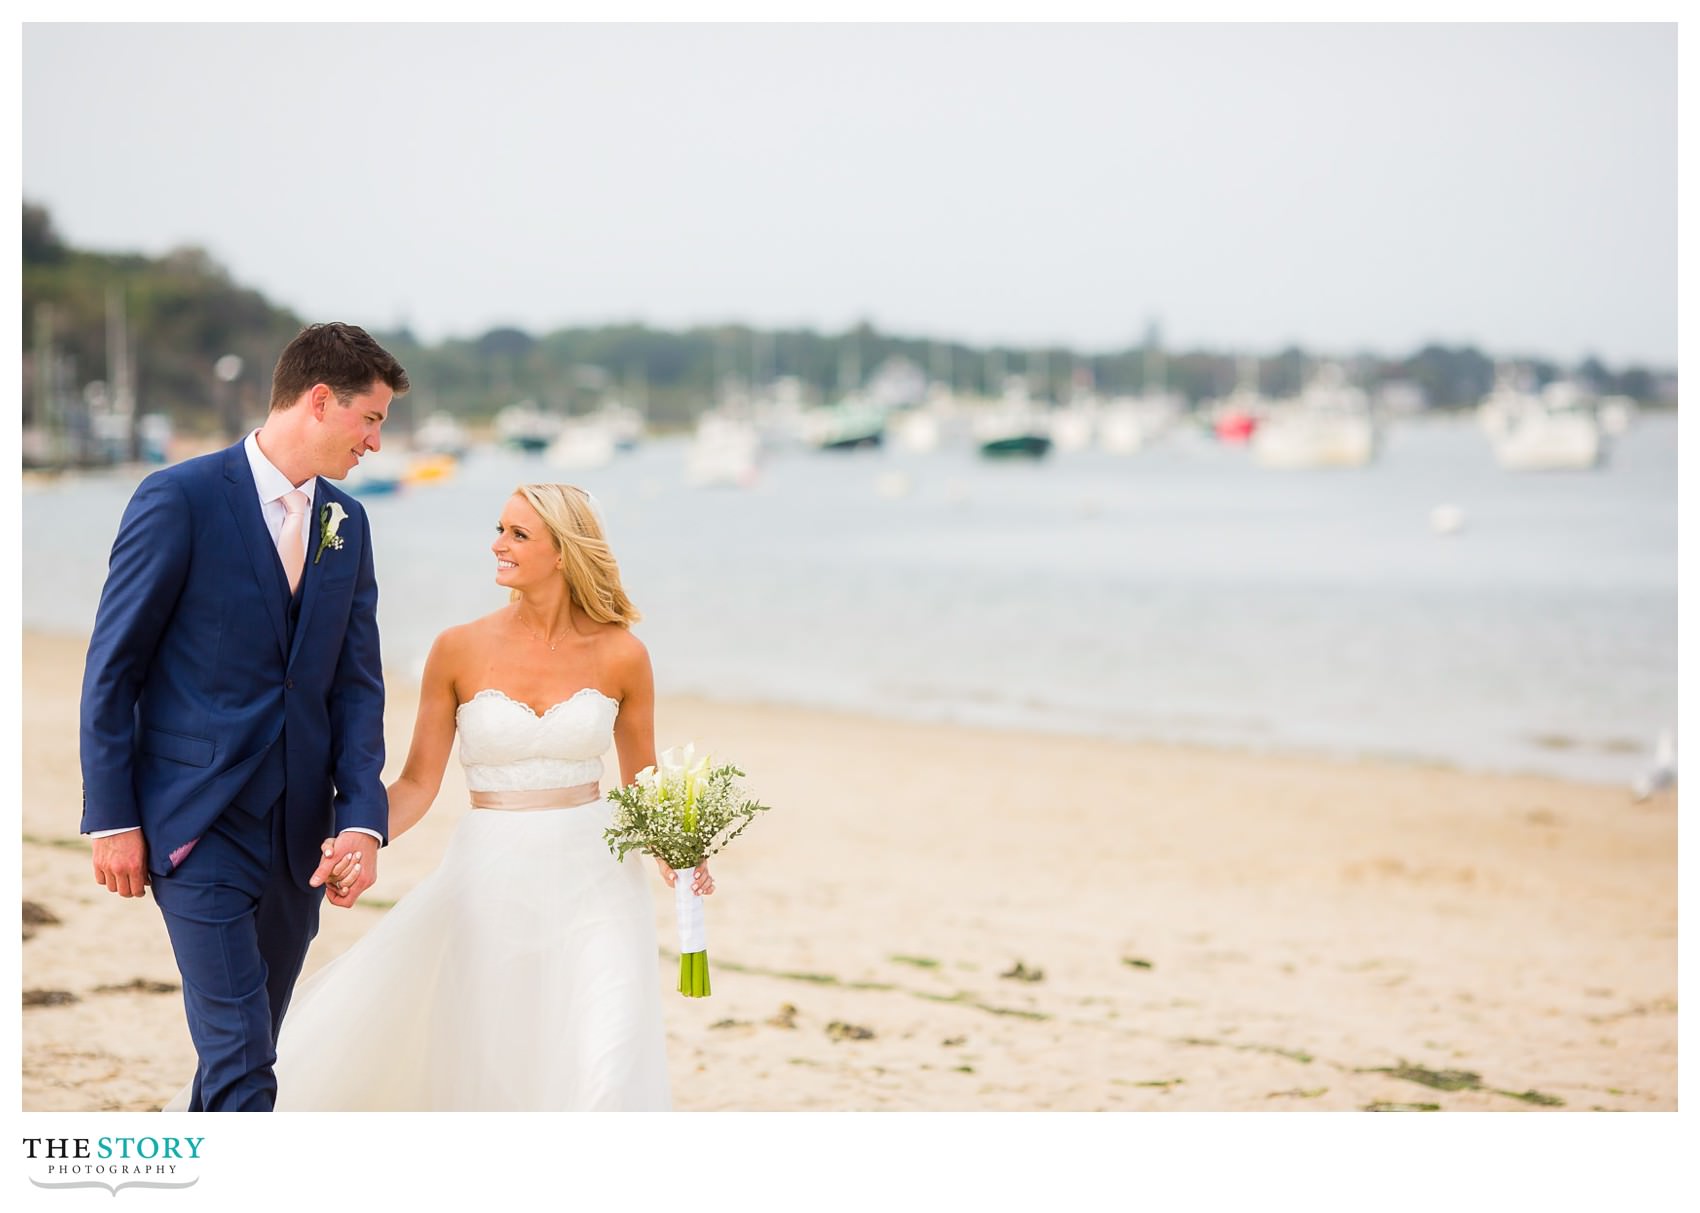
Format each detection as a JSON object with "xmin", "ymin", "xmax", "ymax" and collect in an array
[{"xmin": 25, "ymin": 413, "xmax": 1677, "ymax": 786}]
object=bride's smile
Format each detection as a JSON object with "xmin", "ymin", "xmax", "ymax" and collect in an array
[{"xmin": 490, "ymin": 496, "xmax": 561, "ymax": 590}]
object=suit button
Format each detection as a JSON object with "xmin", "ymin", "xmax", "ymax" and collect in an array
[{"xmin": 285, "ymin": 679, "xmax": 295, "ymax": 690}]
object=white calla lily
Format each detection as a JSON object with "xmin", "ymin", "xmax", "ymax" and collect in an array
[
  {"xmin": 314, "ymin": 501, "xmax": 350, "ymax": 564},
  {"xmin": 657, "ymin": 743, "xmax": 698, "ymax": 777},
  {"xmin": 603, "ymin": 742, "xmax": 774, "ymax": 998}
]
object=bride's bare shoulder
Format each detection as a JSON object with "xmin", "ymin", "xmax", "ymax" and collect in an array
[
  {"xmin": 431, "ymin": 610, "xmax": 511, "ymax": 659},
  {"xmin": 600, "ymin": 624, "xmax": 651, "ymax": 683}
]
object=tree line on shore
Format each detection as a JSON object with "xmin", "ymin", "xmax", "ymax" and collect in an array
[{"xmin": 23, "ymin": 202, "xmax": 1676, "ymax": 439}]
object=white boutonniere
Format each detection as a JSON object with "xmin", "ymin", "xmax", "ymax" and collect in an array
[{"xmin": 314, "ymin": 502, "xmax": 348, "ymax": 564}]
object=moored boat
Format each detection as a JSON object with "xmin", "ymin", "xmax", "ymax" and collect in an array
[{"xmin": 979, "ymin": 433, "xmax": 1052, "ymax": 459}]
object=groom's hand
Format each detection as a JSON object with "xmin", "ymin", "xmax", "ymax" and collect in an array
[
  {"xmin": 91, "ymin": 831, "xmax": 149, "ymax": 898},
  {"xmin": 312, "ymin": 831, "xmax": 379, "ymax": 908}
]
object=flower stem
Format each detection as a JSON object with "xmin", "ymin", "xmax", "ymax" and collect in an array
[{"xmin": 679, "ymin": 950, "xmax": 711, "ymax": 997}]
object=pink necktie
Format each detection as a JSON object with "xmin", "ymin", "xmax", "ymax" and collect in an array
[{"xmin": 278, "ymin": 490, "xmax": 309, "ymax": 593}]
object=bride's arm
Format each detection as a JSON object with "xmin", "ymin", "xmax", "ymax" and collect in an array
[
  {"xmin": 611, "ymin": 632, "xmax": 712, "ymax": 894},
  {"xmin": 385, "ymin": 630, "xmax": 462, "ymax": 839},
  {"xmin": 610, "ymin": 631, "xmax": 656, "ymax": 787}
]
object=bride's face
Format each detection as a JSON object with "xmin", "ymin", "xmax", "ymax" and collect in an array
[{"xmin": 491, "ymin": 494, "xmax": 561, "ymax": 590}]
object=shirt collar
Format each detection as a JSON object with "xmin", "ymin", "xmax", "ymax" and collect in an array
[{"xmin": 244, "ymin": 430, "xmax": 318, "ymax": 508}]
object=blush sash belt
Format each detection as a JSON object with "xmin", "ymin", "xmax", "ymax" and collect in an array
[{"xmin": 468, "ymin": 783, "xmax": 602, "ymax": 811}]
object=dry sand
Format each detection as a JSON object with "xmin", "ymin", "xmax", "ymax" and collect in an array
[{"xmin": 21, "ymin": 631, "xmax": 1675, "ymax": 1112}]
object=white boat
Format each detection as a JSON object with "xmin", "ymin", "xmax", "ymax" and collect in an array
[
  {"xmin": 1493, "ymin": 409, "xmax": 1602, "ymax": 471},
  {"xmin": 1044, "ymin": 402, "xmax": 1096, "ymax": 453},
  {"xmin": 685, "ymin": 414, "xmax": 760, "ymax": 487},
  {"xmin": 414, "ymin": 411, "xmax": 470, "ymax": 457},
  {"xmin": 1097, "ymin": 392, "xmax": 1183, "ymax": 454},
  {"xmin": 1486, "ymin": 377, "xmax": 1604, "ymax": 471},
  {"xmin": 1251, "ymin": 408, "xmax": 1375, "ymax": 468},
  {"xmin": 890, "ymin": 406, "xmax": 942, "ymax": 453},
  {"xmin": 589, "ymin": 401, "xmax": 645, "ymax": 450},
  {"xmin": 1250, "ymin": 365, "xmax": 1375, "ymax": 469},
  {"xmin": 545, "ymin": 420, "xmax": 617, "ymax": 471},
  {"xmin": 494, "ymin": 401, "xmax": 561, "ymax": 453},
  {"xmin": 1476, "ymin": 370, "xmax": 1534, "ymax": 443},
  {"xmin": 1598, "ymin": 395, "xmax": 1638, "ymax": 437},
  {"xmin": 746, "ymin": 376, "xmax": 817, "ymax": 450}
]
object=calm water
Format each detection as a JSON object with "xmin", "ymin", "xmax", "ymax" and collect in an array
[{"xmin": 26, "ymin": 413, "xmax": 1677, "ymax": 785}]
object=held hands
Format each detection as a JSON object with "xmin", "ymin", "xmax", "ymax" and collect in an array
[
  {"xmin": 91, "ymin": 831, "xmax": 149, "ymax": 898},
  {"xmin": 654, "ymin": 856, "xmax": 715, "ymax": 895},
  {"xmin": 311, "ymin": 831, "xmax": 379, "ymax": 908}
]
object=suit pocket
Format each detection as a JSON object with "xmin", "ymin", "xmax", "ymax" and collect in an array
[
  {"xmin": 317, "ymin": 561, "xmax": 356, "ymax": 590},
  {"xmin": 140, "ymin": 727, "xmax": 215, "ymax": 768}
]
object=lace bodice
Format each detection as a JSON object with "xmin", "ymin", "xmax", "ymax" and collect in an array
[{"xmin": 455, "ymin": 688, "xmax": 618, "ymax": 792}]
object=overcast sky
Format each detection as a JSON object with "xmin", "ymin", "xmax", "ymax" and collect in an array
[{"xmin": 21, "ymin": 22, "xmax": 1677, "ymax": 366}]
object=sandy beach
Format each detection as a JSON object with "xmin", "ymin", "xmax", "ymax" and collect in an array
[{"xmin": 21, "ymin": 629, "xmax": 1676, "ymax": 1112}]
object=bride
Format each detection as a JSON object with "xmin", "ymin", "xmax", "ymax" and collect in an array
[{"xmin": 169, "ymin": 483, "xmax": 709, "ymax": 1111}]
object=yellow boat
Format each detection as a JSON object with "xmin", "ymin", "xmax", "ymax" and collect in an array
[{"xmin": 406, "ymin": 453, "xmax": 457, "ymax": 484}]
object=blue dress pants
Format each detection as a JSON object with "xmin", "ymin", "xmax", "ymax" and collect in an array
[{"xmin": 150, "ymin": 796, "xmax": 322, "ymax": 1112}]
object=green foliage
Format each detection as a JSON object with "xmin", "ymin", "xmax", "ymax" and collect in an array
[
  {"xmin": 603, "ymin": 760, "xmax": 771, "ymax": 871},
  {"xmin": 22, "ymin": 202, "xmax": 1675, "ymax": 440},
  {"xmin": 889, "ymin": 955, "xmax": 942, "ymax": 969},
  {"xmin": 1495, "ymin": 1088, "xmax": 1565, "ymax": 1107},
  {"xmin": 1369, "ymin": 1062, "xmax": 1482, "ymax": 1091},
  {"xmin": 22, "ymin": 204, "xmax": 66, "ymax": 265},
  {"xmin": 23, "ymin": 205, "xmax": 303, "ymax": 433}
]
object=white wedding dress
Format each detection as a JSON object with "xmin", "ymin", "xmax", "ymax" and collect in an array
[{"xmin": 166, "ymin": 687, "xmax": 672, "ymax": 1112}]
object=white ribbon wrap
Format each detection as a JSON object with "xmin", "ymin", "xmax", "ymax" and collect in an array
[{"xmin": 671, "ymin": 868, "xmax": 707, "ymax": 954}]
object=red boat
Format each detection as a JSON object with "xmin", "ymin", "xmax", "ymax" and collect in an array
[{"xmin": 1214, "ymin": 411, "xmax": 1258, "ymax": 442}]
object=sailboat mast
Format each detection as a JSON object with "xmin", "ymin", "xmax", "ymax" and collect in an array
[{"xmin": 107, "ymin": 284, "xmax": 139, "ymax": 461}]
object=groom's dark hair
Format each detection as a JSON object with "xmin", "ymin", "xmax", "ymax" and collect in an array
[{"xmin": 270, "ymin": 322, "xmax": 410, "ymax": 411}]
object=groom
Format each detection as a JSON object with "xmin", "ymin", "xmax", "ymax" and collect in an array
[{"xmin": 79, "ymin": 322, "xmax": 408, "ymax": 1111}]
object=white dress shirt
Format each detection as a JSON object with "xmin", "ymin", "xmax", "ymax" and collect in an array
[
  {"xmin": 246, "ymin": 428, "xmax": 317, "ymax": 559},
  {"xmin": 88, "ymin": 433, "xmax": 381, "ymax": 847}
]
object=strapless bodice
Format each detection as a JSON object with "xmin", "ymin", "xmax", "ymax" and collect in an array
[{"xmin": 455, "ymin": 688, "xmax": 618, "ymax": 793}]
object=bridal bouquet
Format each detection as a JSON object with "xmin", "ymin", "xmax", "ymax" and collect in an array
[{"xmin": 604, "ymin": 743, "xmax": 771, "ymax": 997}]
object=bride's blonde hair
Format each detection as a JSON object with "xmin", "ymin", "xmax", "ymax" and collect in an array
[{"xmin": 511, "ymin": 483, "xmax": 641, "ymax": 627}]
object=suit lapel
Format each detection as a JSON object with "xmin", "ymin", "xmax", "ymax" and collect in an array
[{"xmin": 221, "ymin": 444, "xmax": 289, "ymax": 660}]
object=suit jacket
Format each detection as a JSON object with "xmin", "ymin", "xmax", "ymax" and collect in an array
[{"xmin": 79, "ymin": 441, "xmax": 386, "ymax": 888}]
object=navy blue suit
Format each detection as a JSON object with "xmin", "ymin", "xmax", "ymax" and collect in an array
[{"xmin": 80, "ymin": 440, "xmax": 386, "ymax": 1111}]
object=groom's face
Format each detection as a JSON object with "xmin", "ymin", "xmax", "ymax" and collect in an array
[{"xmin": 312, "ymin": 381, "xmax": 393, "ymax": 479}]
